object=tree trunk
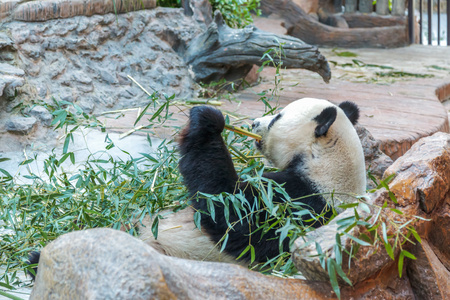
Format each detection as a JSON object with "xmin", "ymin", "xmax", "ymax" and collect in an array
[
  {"xmin": 184, "ymin": 11, "xmax": 331, "ymax": 84},
  {"xmin": 260, "ymin": 0, "xmax": 409, "ymax": 48}
]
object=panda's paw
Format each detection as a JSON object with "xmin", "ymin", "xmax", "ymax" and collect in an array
[{"xmin": 187, "ymin": 106, "xmax": 225, "ymax": 135}]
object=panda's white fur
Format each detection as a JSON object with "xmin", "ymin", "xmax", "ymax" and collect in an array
[
  {"xmin": 138, "ymin": 208, "xmax": 247, "ymax": 265},
  {"xmin": 252, "ymin": 98, "xmax": 366, "ymax": 209},
  {"xmin": 138, "ymin": 98, "xmax": 366, "ymax": 264}
]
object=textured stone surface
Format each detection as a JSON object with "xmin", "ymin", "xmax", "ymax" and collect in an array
[
  {"xmin": 385, "ymin": 132, "xmax": 450, "ymax": 212},
  {"xmin": 27, "ymin": 105, "xmax": 53, "ymax": 126},
  {"xmin": 3, "ymin": 8, "xmax": 202, "ymax": 113},
  {"xmin": 356, "ymin": 124, "xmax": 394, "ymax": 189},
  {"xmin": 407, "ymin": 239, "xmax": 450, "ymax": 299},
  {"xmin": 5, "ymin": 116, "xmax": 37, "ymax": 134},
  {"xmin": 30, "ymin": 228, "xmax": 419, "ymax": 299},
  {"xmin": 182, "ymin": 0, "xmax": 212, "ymax": 25},
  {"xmin": 0, "ymin": 0, "xmax": 156, "ymax": 22},
  {"xmin": 30, "ymin": 228, "xmax": 340, "ymax": 300}
]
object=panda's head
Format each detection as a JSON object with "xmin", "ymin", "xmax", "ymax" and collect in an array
[{"xmin": 252, "ymin": 98, "xmax": 366, "ymax": 199}]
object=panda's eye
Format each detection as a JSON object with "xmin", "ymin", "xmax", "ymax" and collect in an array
[{"xmin": 268, "ymin": 114, "xmax": 282, "ymax": 130}]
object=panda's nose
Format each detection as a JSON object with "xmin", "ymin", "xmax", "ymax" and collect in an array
[{"xmin": 252, "ymin": 120, "xmax": 260, "ymax": 129}]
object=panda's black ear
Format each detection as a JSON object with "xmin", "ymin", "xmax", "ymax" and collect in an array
[
  {"xmin": 339, "ymin": 101, "xmax": 359, "ymax": 125},
  {"xmin": 314, "ymin": 106, "xmax": 337, "ymax": 137}
]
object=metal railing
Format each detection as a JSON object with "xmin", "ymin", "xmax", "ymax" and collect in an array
[
  {"xmin": 410, "ymin": 0, "xmax": 449, "ymax": 46},
  {"xmin": 336, "ymin": 0, "xmax": 449, "ymax": 46}
]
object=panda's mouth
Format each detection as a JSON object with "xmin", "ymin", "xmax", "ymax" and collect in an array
[{"xmin": 255, "ymin": 139, "xmax": 263, "ymax": 151}]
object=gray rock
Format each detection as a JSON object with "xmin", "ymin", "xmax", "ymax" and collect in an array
[
  {"xmin": 0, "ymin": 75, "xmax": 25, "ymax": 97},
  {"xmin": 0, "ymin": 63, "xmax": 25, "ymax": 76},
  {"xmin": 71, "ymin": 71, "xmax": 92, "ymax": 85},
  {"xmin": 356, "ymin": 124, "xmax": 393, "ymax": 189},
  {"xmin": 6, "ymin": 116, "xmax": 37, "ymax": 135},
  {"xmin": 76, "ymin": 98, "xmax": 95, "ymax": 114},
  {"xmin": 0, "ymin": 32, "xmax": 14, "ymax": 49},
  {"xmin": 30, "ymin": 228, "xmax": 336, "ymax": 299},
  {"xmin": 28, "ymin": 106, "xmax": 53, "ymax": 126},
  {"xmin": 99, "ymin": 69, "xmax": 118, "ymax": 84},
  {"xmin": 2, "ymin": 8, "xmax": 201, "ymax": 113},
  {"xmin": 0, "ymin": 80, "xmax": 5, "ymax": 96}
]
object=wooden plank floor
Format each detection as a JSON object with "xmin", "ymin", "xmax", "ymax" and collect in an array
[{"xmin": 225, "ymin": 68, "xmax": 450, "ymax": 160}]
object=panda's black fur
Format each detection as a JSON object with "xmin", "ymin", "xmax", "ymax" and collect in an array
[{"xmin": 177, "ymin": 102, "xmax": 360, "ymax": 263}]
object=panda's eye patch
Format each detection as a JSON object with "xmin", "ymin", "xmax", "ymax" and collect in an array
[{"xmin": 268, "ymin": 113, "xmax": 282, "ymax": 130}]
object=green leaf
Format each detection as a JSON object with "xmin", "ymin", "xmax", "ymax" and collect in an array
[
  {"xmin": 388, "ymin": 191, "xmax": 398, "ymax": 204},
  {"xmin": 19, "ymin": 159, "xmax": 34, "ymax": 166},
  {"xmin": 327, "ymin": 259, "xmax": 341, "ymax": 299},
  {"xmin": 250, "ymin": 245, "xmax": 255, "ymax": 263},
  {"xmin": 0, "ymin": 168, "xmax": 12, "ymax": 178},
  {"xmin": 134, "ymin": 101, "xmax": 154, "ymax": 126},
  {"xmin": 359, "ymin": 202, "xmax": 371, "ymax": 214},
  {"xmin": 343, "ymin": 232, "xmax": 372, "ymax": 246},
  {"xmin": 402, "ymin": 250, "xmax": 416, "ymax": 260},
  {"xmin": 410, "ymin": 228, "xmax": 422, "ymax": 243},
  {"xmin": 194, "ymin": 211, "xmax": 201, "ymax": 230},
  {"xmin": 236, "ymin": 245, "xmax": 251, "ymax": 260},
  {"xmin": 151, "ymin": 216, "xmax": 160, "ymax": 239},
  {"xmin": 333, "ymin": 49, "xmax": 357, "ymax": 57},
  {"xmin": 384, "ymin": 242, "xmax": 395, "ymax": 260},
  {"xmin": 220, "ymin": 234, "xmax": 229, "ymax": 253},
  {"xmin": 0, "ymin": 290, "xmax": 24, "ymax": 300},
  {"xmin": 334, "ymin": 260, "xmax": 352, "ymax": 286},
  {"xmin": 398, "ymin": 251, "xmax": 405, "ymax": 278},
  {"xmin": 206, "ymin": 197, "xmax": 215, "ymax": 222},
  {"xmin": 382, "ymin": 222, "xmax": 388, "ymax": 243},
  {"xmin": 390, "ymin": 208, "xmax": 403, "ymax": 215},
  {"xmin": 63, "ymin": 134, "xmax": 71, "ymax": 154}
]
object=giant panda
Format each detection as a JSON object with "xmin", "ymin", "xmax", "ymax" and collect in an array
[{"xmin": 137, "ymin": 97, "xmax": 366, "ymax": 265}]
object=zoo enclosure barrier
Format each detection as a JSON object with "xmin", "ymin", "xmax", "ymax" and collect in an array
[
  {"xmin": 409, "ymin": 0, "xmax": 450, "ymax": 45},
  {"xmin": 334, "ymin": 0, "xmax": 449, "ymax": 46}
]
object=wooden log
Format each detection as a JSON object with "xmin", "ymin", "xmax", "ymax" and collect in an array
[
  {"xmin": 359, "ymin": 0, "xmax": 373, "ymax": 13},
  {"xmin": 344, "ymin": 0, "xmax": 357, "ymax": 13},
  {"xmin": 184, "ymin": 11, "xmax": 331, "ymax": 84},
  {"xmin": 392, "ymin": 0, "xmax": 406, "ymax": 16},
  {"xmin": 342, "ymin": 13, "xmax": 406, "ymax": 28},
  {"xmin": 376, "ymin": 0, "xmax": 390, "ymax": 15},
  {"xmin": 260, "ymin": 0, "xmax": 409, "ymax": 48}
]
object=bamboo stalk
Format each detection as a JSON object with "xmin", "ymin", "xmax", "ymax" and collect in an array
[
  {"xmin": 119, "ymin": 125, "xmax": 144, "ymax": 139},
  {"xmin": 185, "ymin": 100, "xmax": 222, "ymax": 106},
  {"xmin": 224, "ymin": 124, "xmax": 261, "ymax": 141}
]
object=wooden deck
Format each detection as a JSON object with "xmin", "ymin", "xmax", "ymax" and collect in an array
[
  {"xmin": 228, "ymin": 72, "xmax": 449, "ymax": 160},
  {"xmin": 212, "ymin": 45, "xmax": 450, "ymax": 160}
]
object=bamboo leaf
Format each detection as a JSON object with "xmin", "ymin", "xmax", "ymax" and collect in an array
[
  {"xmin": 194, "ymin": 211, "xmax": 201, "ymax": 230},
  {"xmin": 343, "ymin": 232, "xmax": 372, "ymax": 246},
  {"xmin": 398, "ymin": 251, "xmax": 405, "ymax": 278},
  {"xmin": 327, "ymin": 259, "xmax": 341, "ymax": 299}
]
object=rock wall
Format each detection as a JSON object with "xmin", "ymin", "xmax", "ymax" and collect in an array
[
  {"xmin": 0, "ymin": 7, "xmax": 202, "ymax": 115},
  {"xmin": 0, "ymin": 0, "xmax": 156, "ymax": 22}
]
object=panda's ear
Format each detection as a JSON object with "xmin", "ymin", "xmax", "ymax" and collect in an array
[
  {"xmin": 313, "ymin": 106, "xmax": 337, "ymax": 137},
  {"xmin": 339, "ymin": 101, "xmax": 360, "ymax": 125}
]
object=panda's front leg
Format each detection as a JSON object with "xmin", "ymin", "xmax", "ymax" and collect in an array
[{"xmin": 178, "ymin": 106, "xmax": 239, "ymax": 196}]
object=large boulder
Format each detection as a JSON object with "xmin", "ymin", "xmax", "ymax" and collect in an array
[{"xmin": 30, "ymin": 228, "xmax": 337, "ymax": 300}]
